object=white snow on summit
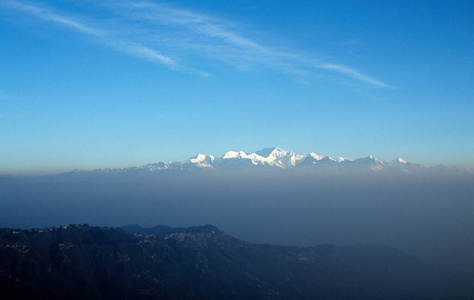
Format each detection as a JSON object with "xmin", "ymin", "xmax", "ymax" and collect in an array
[
  {"xmin": 390, "ymin": 157, "xmax": 407, "ymax": 165},
  {"xmin": 218, "ymin": 147, "xmax": 305, "ymax": 168},
  {"xmin": 351, "ymin": 155, "xmax": 385, "ymax": 171},
  {"xmin": 308, "ymin": 153, "xmax": 324, "ymax": 161},
  {"xmin": 183, "ymin": 148, "xmax": 416, "ymax": 172},
  {"xmin": 187, "ymin": 154, "xmax": 215, "ymax": 168},
  {"xmin": 96, "ymin": 147, "xmax": 424, "ymax": 173}
]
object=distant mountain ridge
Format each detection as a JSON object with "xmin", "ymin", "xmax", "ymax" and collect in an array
[{"xmin": 73, "ymin": 147, "xmax": 437, "ymax": 173}]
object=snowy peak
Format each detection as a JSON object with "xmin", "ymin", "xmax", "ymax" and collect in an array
[
  {"xmin": 301, "ymin": 153, "xmax": 349, "ymax": 166},
  {"xmin": 352, "ymin": 155, "xmax": 385, "ymax": 171},
  {"xmin": 308, "ymin": 153, "xmax": 324, "ymax": 161},
  {"xmin": 218, "ymin": 147, "xmax": 305, "ymax": 168},
  {"xmin": 254, "ymin": 147, "xmax": 286, "ymax": 158},
  {"xmin": 187, "ymin": 153, "xmax": 215, "ymax": 168},
  {"xmin": 189, "ymin": 154, "xmax": 205, "ymax": 163},
  {"xmin": 391, "ymin": 157, "xmax": 407, "ymax": 165},
  {"xmin": 287, "ymin": 152, "xmax": 306, "ymax": 166},
  {"xmin": 256, "ymin": 147, "xmax": 305, "ymax": 167},
  {"xmin": 184, "ymin": 148, "xmax": 414, "ymax": 172},
  {"xmin": 93, "ymin": 147, "xmax": 425, "ymax": 173},
  {"xmin": 143, "ymin": 162, "xmax": 171, "ymax": 171},
  {"xmin": 301, "ymin": 153, "xmax": 324, "ymax": 165},
  {"xmin": 354, "ymin": 155, "xmax": 381, "ymax": 164},
  {"xmin": 222, "ymin": 151, "xmax": 246, "ymax": 159}
]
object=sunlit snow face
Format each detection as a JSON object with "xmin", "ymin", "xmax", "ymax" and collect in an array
[{"xmin": 153, "ymin": 147, "xmax": 414, "ymax": 172}]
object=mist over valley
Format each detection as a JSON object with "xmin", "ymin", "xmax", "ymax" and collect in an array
[{"xmin": 2, "ymin": 148, "xmax": 472, "ymax": 277}]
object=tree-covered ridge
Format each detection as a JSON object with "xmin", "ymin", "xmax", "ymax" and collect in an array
[{"xmin": 0, "ymin": 224, "xmax": 471, "ymax": 299}]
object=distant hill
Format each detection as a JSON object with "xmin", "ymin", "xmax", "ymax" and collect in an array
[{"xmin": 0, "ymin": 224, "xmax": 472, "ymax": 299}]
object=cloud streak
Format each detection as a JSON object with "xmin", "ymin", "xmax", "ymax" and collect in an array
[
  {"xmin": 1, "ymin": 0, "xmax": 177, "ymax": 69},
  {"xmin": 2, "ymin": 0, "xmax": 392, "ymax": 87},
  {"xmin": 318, "ymin": 64, "xmax": 394, "ymax": 88}
]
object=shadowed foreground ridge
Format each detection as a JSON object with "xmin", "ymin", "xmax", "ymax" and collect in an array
[{"xmin": 0, "ymin": 225, "xmax": 471, "ymax": 299}]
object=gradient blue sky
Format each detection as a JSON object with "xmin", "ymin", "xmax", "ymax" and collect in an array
[{"xmin": 1, "ymin": 0, "xmax": 473, "ymax": 174}]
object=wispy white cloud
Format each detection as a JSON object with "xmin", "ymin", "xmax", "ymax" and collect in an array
[
  {"xmin": 110, "ymin": 0, "xmax": 393, "ymax": 87},
  {"xmin": 109, "ymin": 40, "xmax": 175, "ymax": 67},
  {"xmin": 125, "ymin": 1, "xmax": 271, "ymax": 54},
  {"xmin": 1, "ymin": 0, "xmax": 178, "ymax": 69},
  {"xmin": 2, "ymin": 0, "xmax": 392, "ymax": 87},
  {"xmin": 1, "ymin": 0, "xmax": 102, "ymax": 35},
  {"xmin": 318, "ymin": 64, "xmax": 394, "ymax": 89}
]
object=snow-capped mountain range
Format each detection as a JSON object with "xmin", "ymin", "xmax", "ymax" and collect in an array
[{"xmin": 95, "ymin": 147, "xmax": 426, "ymax": 173}]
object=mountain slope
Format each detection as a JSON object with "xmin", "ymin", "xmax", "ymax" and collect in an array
[{"xmin": 0, "ymin": 225, "xmax": 471, "ymax": 299}]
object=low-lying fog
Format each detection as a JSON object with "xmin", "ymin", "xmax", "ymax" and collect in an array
[{"xmin": 1, "ymin": 168, "xmax": 472, "ymax": 274}]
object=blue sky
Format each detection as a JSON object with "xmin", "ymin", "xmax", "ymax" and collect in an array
[{"xmin": 0, "ymin": 0, "xmax": 473, "ymax": 174}]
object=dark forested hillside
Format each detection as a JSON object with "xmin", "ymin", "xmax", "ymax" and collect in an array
[{"xmin": 0, "ymin": 224, "xmax": 471, "ymax": 299}]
